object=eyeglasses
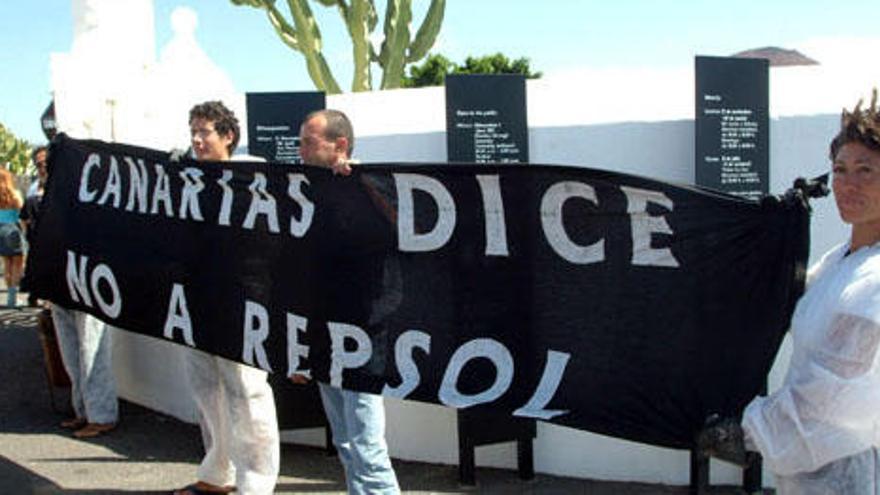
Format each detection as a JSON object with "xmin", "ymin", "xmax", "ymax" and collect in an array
[{"xmin": 190, "ymin": 127, "xmax": 218, "ymax": 139}]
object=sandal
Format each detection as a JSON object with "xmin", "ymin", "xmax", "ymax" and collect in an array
[
  {"xmin": 172, "ymin": 482, "xmax": 235, "ymax": 495},
  {"xmin": 72, "ymin": 422, "xmax": 117, "ymax": 438},
  {"xmin": 60, "ymin": 417, "xmax": 87, "ymax": 430}
]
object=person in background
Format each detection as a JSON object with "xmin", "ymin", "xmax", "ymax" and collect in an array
[
  {"xmin": 21, "ymin": 145, "xmax": 49, "ymax": 306},
  {"xmin": 26, "ymin": 145, "xmax": 48, "ymax": 198},
  {"xmin": 174, "ymin": 100, "xmax": 280, "ymax": 495},
  {"xmin": 700, "ymin": 89, "xmax": 880, "ymax": 494},
  {"xmin": 291, "ymin": 109, "xmax": 400, "ymax": 495},
  {"xmin": 24, "ymin": 144, "xmax": 121, "ymax": 438},
  {"xmin": 0, "ymin": 167, "xmax": 25, "ymax": 308},
  {"xmin": 52, "ymin": 306, "xmax": 118, "ymax": 438}
]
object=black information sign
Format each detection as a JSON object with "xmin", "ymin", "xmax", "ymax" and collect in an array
[
  {"xmin": 695, "ymin": 56, "xmax": 769, "ymax": 200},
  {"xmin": 246, "ymin": 92, "xmax": 325, "ymax": 164},
  {"xmin": 444, "ymin": 74, "xmax": 533, "ymax": 479},
  {"xmin": 445, "ymin": 74, "xmax": 529, "ymax": 163}
]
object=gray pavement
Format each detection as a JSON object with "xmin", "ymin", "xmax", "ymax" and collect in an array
[{"xmin": 0, "ymin": 301, "xmax": 758, "ymax": 494}]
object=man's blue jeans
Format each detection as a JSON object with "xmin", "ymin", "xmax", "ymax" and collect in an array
[{"xmin": 318, "ymin": 383, "xmax": 400, "ymax": 494}]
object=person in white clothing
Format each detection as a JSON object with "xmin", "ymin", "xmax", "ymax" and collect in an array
[
  {"xmin": 52, "ymin": 305, "xmax": 118, "ymax": 438},
  {"xmin": 700, "ymin": 90, "xmax": 880, "ymax": 494},
  {"xmin": 174, "ymin": 101, "xmax": 280, "ymax": 495}
]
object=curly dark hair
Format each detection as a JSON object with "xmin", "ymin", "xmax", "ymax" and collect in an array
[
  {"xmin": 830, "ymin": 89, "xmax": 880, "ymax": 160},
  {"xmin": 189, "ymin": 100, "xmax": 240, "ymax": 154},
  {"xmin": 31, "ymin": 145, "xmax": 48, "ymax": 164}
]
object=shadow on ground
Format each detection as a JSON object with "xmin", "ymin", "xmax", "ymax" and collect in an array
[{"xmin": 0, "ymin": 305, "xmax": 764, "ymax": 494}]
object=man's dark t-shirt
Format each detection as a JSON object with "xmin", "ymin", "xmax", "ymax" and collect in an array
[{"xmin": 20, "ymin": 193, "xmax": 42, "ymax": 246}]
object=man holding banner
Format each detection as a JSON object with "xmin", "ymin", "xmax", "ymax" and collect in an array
[
  {"xmin": 290, "ymin": 109, "xmax": 400, "ymax": 495},
  {"xmin": 175, "ymin": 101, "xmax": 279, "ymax": 495}
]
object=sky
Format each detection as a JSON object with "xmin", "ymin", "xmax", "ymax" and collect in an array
[{"xmin": 2, "ymin": 0, "xmax": 879, "ymax": 144}]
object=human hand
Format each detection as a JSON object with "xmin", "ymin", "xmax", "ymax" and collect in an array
[
  {"xmin": 289, "ymin": 374, "xmax": 310, "ymax": 385},
  {"xmin": 696, "ymin": 414, "xmax": 748, "ymax": 466},
  {"xmin": 330, "ymin": 157, "xmax": 356, "ymax": 176},
  {"xmin": 169, "ymin": 148, "xmax": 190, "ymax": 162}
]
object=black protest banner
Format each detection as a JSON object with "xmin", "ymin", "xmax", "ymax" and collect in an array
[{"xmin": 26, "ymin": 135, "xmax": 809, "ymax": 449}]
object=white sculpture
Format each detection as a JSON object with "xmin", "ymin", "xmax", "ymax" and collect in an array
[
  {"xmin": 151, "ymin": 6, "xmax": 241, "ymax": 151},
  {"xmin": 51, "ymin": 0, "xmax": 155, "ymax": 141},
  {"xmin": 70, "ymin": 0, "xmax": 155, "ymax": 65},
  {"xmin": 51, "ymin": 1, "xmax": 241, "ymax": 150}
]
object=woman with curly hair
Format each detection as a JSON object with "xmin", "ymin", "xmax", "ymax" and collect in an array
[
  {"xmin": 701, "ymin": 89, "xmax": 880, "ymax": 493},
  {"xmin": 0, "ymin": 168, "xmax": 24, "ymax": 307}
]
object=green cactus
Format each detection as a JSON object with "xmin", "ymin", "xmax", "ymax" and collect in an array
[
  {"xmin": 376, "ymin": 0, "xmax": 411, "ymax": 90},
  {"xmin": 231, "ymin": 0, "xmax": 445, "ymax": 93},
  {"xmin": 405, "ymin": 0, "xmax": 444, "ymax": 63},
  {"xmin": 235, "ymin": 0, "xmax": 342, "ymax": 93}
]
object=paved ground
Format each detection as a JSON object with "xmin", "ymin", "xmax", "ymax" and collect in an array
[{"xmin": 0, "ymin": 300, "xmax": 762, "ymax": 494}]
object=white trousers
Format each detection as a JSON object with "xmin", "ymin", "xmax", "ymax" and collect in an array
[
  {"xmin": 51, "ymin": 304, "xmax": 118, "ymax": 424},
  {"xmin": 184, "ymin": 351, "xmax": 279, "ymax": 495},
  {"xmin": 776, "ymin": 449, "xmax": 880, "ymax": 495}
]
